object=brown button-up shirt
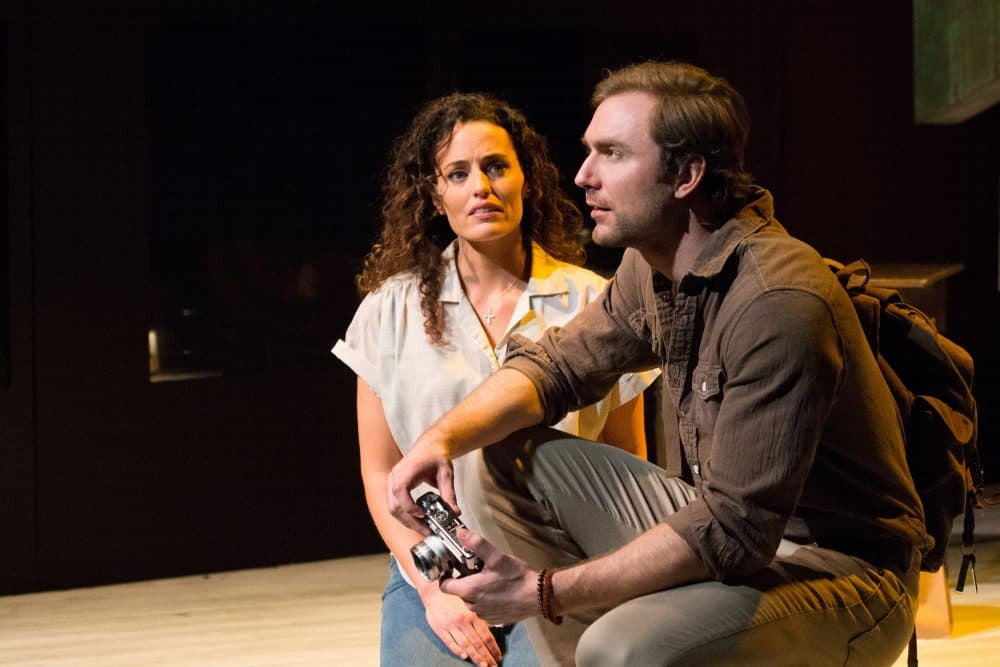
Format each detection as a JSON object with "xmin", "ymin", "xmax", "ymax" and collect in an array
[{"xmin": 504, "ymin": 188, "xmax": 931, "ymax": 580}]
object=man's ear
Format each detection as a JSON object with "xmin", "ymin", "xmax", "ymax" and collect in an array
[{"xmin": 673, "ymin": 155, "xmax": 706, "ymax": 200}]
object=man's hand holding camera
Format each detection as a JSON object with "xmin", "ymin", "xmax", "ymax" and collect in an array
[
  {"xmin": 387, "ymin": 430, "xmax": 458, "ymax": 533},
  {"xmin": 440, "ymin": 528, "xmax": 540, "ymax": 627},
  {"xmin": 408, "ymin": 490, "xmax": 541, "ymax": 628}
]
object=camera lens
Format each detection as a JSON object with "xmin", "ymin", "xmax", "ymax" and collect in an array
[{"xmin": 411, "ymin": 535, "xmax": 450, "ymax": 581}]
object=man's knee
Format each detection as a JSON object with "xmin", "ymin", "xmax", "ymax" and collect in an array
[
  {"xmin": 573, "ymin": 582, "xmax": 759, "ymax": 667},
  {"xmin": 575, "ymin": 623, "xmax": 630, "ymax": 667},
  {"xmin": 576, "ymin": 613, "xmax": 669, "ymax": 667}
]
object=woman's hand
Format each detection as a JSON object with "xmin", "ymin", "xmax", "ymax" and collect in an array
[{"xmin": 420, "ymin": 584, "xmax": 502, "ymax": 667}]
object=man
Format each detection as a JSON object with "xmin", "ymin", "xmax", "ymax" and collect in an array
[{"xmin": 388, "ymin": 61, "xmax": 930, "ymax": 667}]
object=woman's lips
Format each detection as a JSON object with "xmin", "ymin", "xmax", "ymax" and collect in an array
[{"xmin": 470, "ymin": 204, "xmax": 504, "ymax": 217}]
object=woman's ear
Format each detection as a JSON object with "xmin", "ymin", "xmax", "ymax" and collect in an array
[{"xmin": 430, "ymin": 190, "xmax": 445, "ymax": 215}]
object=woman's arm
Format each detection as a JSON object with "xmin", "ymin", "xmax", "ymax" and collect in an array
[
  {"xmin": 599, "ymin": 393, "xmax": 648, "ymax": 460},
  {"xmin": 356, "ymin": 378, "xmax": 501, "ymax": 667}
]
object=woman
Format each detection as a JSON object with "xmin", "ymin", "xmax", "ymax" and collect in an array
[{"xmin": 332, "ymin": 93, "xmax": 657, "ymax": 667}]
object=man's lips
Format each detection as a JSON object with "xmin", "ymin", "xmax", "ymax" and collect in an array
[{"xmin": 587, "ymin": 202, "xmax": 611, "ymax": 218}]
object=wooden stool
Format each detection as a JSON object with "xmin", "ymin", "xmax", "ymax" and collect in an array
[{"xmin": 915, "ymin": 567, "xmax": 953, "ymax": 638}]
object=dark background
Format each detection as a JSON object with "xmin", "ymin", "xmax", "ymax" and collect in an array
[{"xmin": 2, "ymin": 0, "xmax": 998, "ymax": 594}]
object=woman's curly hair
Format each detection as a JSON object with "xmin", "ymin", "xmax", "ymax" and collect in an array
[{"xmin": 357, "ymin": 92, "xmax": 585, "ymax": 345}]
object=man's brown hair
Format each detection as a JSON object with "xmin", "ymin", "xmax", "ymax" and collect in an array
[{"xmin": 594, "ymin": 61, "xmax": 754, "ymax": 217}]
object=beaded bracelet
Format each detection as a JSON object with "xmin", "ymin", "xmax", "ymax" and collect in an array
[{"xmin": 537, "ymin": 568, "xmax": 563, "ymax": 625}]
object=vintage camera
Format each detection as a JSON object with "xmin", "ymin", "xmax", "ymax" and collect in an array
[{"xmin": 410, "ymin": 491, "xmax": 483, "ymax": 581}]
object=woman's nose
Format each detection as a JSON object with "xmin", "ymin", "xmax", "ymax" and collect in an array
[{"xmin": 473, "ymin": 170, "xmax": 491, "ymax": 197}]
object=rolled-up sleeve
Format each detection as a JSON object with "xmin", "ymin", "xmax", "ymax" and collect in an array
[
  {"xmin": 505, "ymin": 254, "xmax": 660, "ymax": 427},
  {"xmin": 331, "ymin": 290, "xmax": 384, "ymax": 395},
  {"xmin": 663, "ymin": 289, "xmax": 845, "ymax": 578}
]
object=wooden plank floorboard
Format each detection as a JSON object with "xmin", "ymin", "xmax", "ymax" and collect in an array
[
  {"xmin": 0, "ymin": 554, "xmax": 387, "ymax": 666},
  {"xmin": 2, "ymin": 534, "xmax": 1000, "ymax": 666}
]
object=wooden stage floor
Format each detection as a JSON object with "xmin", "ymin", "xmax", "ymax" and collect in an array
[{"xmin": 3, "ymin": 502, "xmax": 999, "ymax": 666}]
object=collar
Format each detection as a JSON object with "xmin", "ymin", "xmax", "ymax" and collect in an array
[
  {"xmin": 687, "ymin": 186, "xmax": 784, "ymax": 280},
  {"xmin": 438, "ymin": 240, "xmax": 571, "ymax": 303}
]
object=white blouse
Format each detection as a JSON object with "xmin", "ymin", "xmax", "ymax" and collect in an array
[{"xmin": 333, "ymin": 241, "xmax": 659, "ymax": 559}]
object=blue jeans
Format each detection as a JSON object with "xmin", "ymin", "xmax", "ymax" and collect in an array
[{"xmin": 380, "ymin": 558, "xmax": 542, "ymax": 666}]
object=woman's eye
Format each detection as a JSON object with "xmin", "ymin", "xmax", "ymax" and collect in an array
[
  {"xmin": 447, "ymin": 170, "xmax": 467, "ymax": 182},
  {"xmin": 486, "ymin": 163, "xmax": 507, "ymax": 177}
]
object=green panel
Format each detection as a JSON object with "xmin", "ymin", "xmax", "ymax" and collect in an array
[{"xmin": 914, "ymin": 0, "xmax": 1000, "ymax": 124}]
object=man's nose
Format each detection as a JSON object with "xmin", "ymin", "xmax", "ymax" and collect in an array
[{"xmin": 575, "ymin": 155, "xmax": 596, "ymax": 190}]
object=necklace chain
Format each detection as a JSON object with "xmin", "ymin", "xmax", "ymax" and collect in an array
[
  {"xmin": 456, "ymin": 247, "xmax": 525, "ymax": 327},
  {"xmin": 479, "ymin": 277, "xmax": 518, "ymax": 325}
]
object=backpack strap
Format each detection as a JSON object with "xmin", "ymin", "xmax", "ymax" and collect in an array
[
  {"xmin": 836, "ymin": 259, "xmax": 873, "ymax": 292},
  {"xmin": 825, "ymin": 258, "xmax": 895, "ymax": 353}
]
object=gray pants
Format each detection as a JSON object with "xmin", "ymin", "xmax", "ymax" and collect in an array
[{"xmin": 459, "ymin": 427, "xmax": 919, "ymax": 667}]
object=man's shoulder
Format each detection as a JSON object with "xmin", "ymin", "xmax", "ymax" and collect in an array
[
  {"xmin": 718, "ymin": 233, "xmax": 854, "ymax": 356},
  {"xmin": 735, "ymin": 229, "xmax": 838, "ymax": 301}
]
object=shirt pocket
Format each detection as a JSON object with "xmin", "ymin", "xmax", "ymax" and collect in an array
[{"xmin": 692, "ymin": 363, "xmax": 724, "ymax": 401}]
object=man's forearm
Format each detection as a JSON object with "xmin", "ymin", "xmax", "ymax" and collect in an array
[
  {"xmin": 388, "ymin": 368, "xmax": 547, "ymax": 529},
  {"xmin": 425, "ymin": 367, "xmax": 546, "ymax": 460},
  {"xmin": 550, "ymin": 523, "xmax": 710, "ymax": 616}
]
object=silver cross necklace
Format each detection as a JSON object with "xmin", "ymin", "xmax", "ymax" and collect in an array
[{"xmin": 479, "ymin": 277, "xmax": 519, "ymax": 325}]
